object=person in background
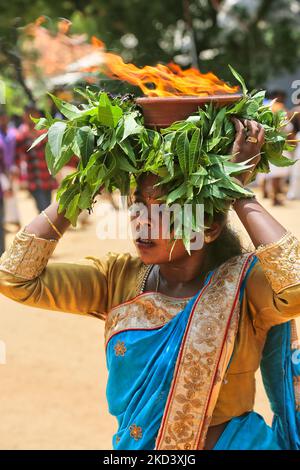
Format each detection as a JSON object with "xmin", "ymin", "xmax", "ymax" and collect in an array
[
  {"xmin": 0, "ymin": 146, "xmax": 6, "ymax": 254},
  {"xmin": 0, "ymin": 109, "xmax": 21, "ymax": 230},
  {"xmin": 0, "ymin": 112, "xmax": 12, "ymax": 254},
  {"xmin": 17, "ymin": 104, "xmax": 58, "ymax": 213}
]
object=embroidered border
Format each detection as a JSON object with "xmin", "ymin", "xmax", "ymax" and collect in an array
[
  {"xmin": 0, "ymin": 228, "xmax": 57, "ymax": 279},
  {"xmin": 255, "ymin": 231, "xmax": 300, "ymax": 294},
  {"xmin": 154, "ymin": 253, "xmax": 254, "ymax": 450},
  {"xmin": 105, "ymin": 293, "xmax": 190, "ymax": 347}
]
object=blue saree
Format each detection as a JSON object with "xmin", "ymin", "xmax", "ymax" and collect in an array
[
  {"xmin": 105, "ymin": 253, "xmax": 300, "ymax": 450},
  {"xmin": 106, "ymin": 289, "xmax": 206, "ymax": 449},
  {"xmin": 213, "ymin": 318, "xmax": 300, "ymax": 450}
]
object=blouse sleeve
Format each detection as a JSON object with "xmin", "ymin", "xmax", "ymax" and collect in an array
[
  {"xmin": 0, "ymin": 228, "xmax": 114, "ymax": 320},
  {"xmin": 245, "ymin": 231, "xmax": 300, "ymax": 332}
]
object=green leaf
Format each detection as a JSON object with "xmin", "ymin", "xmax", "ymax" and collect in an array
[
  {"xmin": 53, "ymin": 146, "xmax": 74, "ymax": 175},
  {"xmin": 98, "ymin": 93, "xmax": 123, "ymax": 128},
  {"xmin": 209, "ymin": 107, "xmax": 227, "ymax": 137},
  {"xmin": 45, "ymin": 142, "xmax": 55, "ymax": 175},
  {"xmin": 75, "ymin": 126, "xmax": 95, "ymax": 167},
  {"xmin": 32, "ymin": 117, "xmax": 48, "ymax": 130},
  {"xmin": 27, "ymin": 131, "xmax": 48, "ymax": 151},
  {"xmin": 65, "ymin": 193, "xmax": 81, "ymax": 226},
  {"xmin": 189, "ymin": 128, "xmax": 201, "ymax": 173},
  {"xmin": 266, "ymin": 151, "xmax": 295, "ymax": 167},
  {"xmin": 176, "ymin": 131, "xmax": 189, "ymax": 175},
  {"xmin": 48, "ymin": 122, "xmax": 67, "ymax": 159},
  {"xmin": 228, "ymin": 64, "xmax": 248, "ymax": 95},
  {"xmin": 118, "ymin": 140, "xmax": 136, "ymax": 164},
  {"xmin": 166, "ymin": 182, "xmax": 187, "ymax": 204},
  {"xmin": 121, "ymin": 113, "xmax": 143, "ymax": 141},
  {"xmin": 116, "ymin": 153, "xmax": 137, "ymax": 172},
  {"xmin": 48, "ymin": 93, "xmax": 81, "ymax": 120},
  {"xmin": 78, "ymin": 186, "xmax": 93, "ymax": 210}
]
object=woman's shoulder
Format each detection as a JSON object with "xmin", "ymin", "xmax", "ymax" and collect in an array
[
  {"xmin": 86, "ymin": 251, "xmax": 147, "ymax": 297},
  {"xmin": 85, "ymin": 251, "xmax": 143, "ymax": 275},
  {"xmin": 84, "ymin": 251, "xmax": 145, "ymax": 308}
]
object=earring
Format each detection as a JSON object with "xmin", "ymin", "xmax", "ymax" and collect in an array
[{"xmin": 204, "ymin": 235, "xmax": 212, "ymax": 243}]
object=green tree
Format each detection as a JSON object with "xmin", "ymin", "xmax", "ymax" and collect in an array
[{"xmin": 0, "ymin": 0, "xmax": 299, "ymax": 100}]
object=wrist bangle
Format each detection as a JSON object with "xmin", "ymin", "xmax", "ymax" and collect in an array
[{"xmin": 41, "ymin": 211, "xmax": 63, "ymax": 239}]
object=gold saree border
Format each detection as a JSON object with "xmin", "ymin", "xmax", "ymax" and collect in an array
[
  {"xmin": 105, "ymin": 292, "xmax": 191, "ymax": 347},
  {"xmin": 154, "ymin": 253, "xmax": 254, "ymax": 450}
]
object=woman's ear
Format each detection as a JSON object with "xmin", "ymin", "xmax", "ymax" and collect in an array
[{"xmin": 204, "ymin": 222, "xmax": 223, "ymax": 244}]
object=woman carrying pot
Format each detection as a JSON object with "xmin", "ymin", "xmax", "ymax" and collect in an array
[{"xmin": 0, "ymin": 118, "xmax": 299, "ymax": 450}]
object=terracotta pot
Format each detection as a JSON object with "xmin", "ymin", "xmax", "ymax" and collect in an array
[{"xmin": 136, "ymin": 94, "xmax": 243, "ymax": 128}]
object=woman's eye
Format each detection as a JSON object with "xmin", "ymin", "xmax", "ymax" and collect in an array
[{"xmin": 128, "ymin": 202, "xmax": 148, "ymax": 218}]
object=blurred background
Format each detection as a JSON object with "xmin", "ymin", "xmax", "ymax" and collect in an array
[{"xmin": 0, "ymin": 0, "xmax": 300, "ymax": 449}]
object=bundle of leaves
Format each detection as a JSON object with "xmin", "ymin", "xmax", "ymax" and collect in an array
[{"xmin": 31, "ymin": 67, "xmax": 295, "ymax": 252}]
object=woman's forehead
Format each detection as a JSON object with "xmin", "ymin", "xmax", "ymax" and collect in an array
[{"xmin": 136, "ymin": 174, "xmax": 163, "ymax": 199}]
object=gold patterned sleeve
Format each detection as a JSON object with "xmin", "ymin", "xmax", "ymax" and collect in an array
[
  {"xmin": 0, "ymin": 228, "xmax": 113, "ymax": 320},
  {"xmin": 245, "ymin": 231, "xmax": 300, "ymax": 332}
]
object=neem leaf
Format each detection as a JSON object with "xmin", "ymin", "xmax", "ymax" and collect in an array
[
  {"xmin": 176, "ymin": 131, "xmax": 189, "ymax": 175},
  {"xmin": 53, "ymin": 146, "xmax": 74, "ymax": 175},
  {"xmin": 75, "ymin": 126, "xmax": 95, "ymax": 167},
  {"xmin": 189, "ymin": 128, "xmax": 201, "ymax": 173},
  {"xmin": 78, "ymin": 186, "xmax": 93, "ymax": 210},
  {"xmin": 27, "ymin": 131, "xmax": 48, "ymax": 151},
  {"xmin": 266, "ymin": 151, "xmax": 295, "ymax": 167},
  {"xmin": 121, "ymin": 113, "xmax": 143, "ymax": 141},
  {"xmin": 48, "ymin": 93, "xmax": 81, "ymax": 120},
  {"xmin": 48, "ymin": 121, "xmax": 67, "ymax": 159},
  {"xmin": 45, "ymin": 142, "xmax": 55, "ymax": 175},
  {"xmin": 98, "ymin": 93, "xmax": 123, "ymax": 128},
  {"xmin": 32, "ymin": 117, "xmax": 49, "ymax": 130},
  {"xmin": 65, "ymin": 192, "xmax": 81, "ymax": 226},
  {"xmin": 228, "ymin": 64, "xmax": 248, "ymax": 96},
  {"xmin": 166, "ymin": 182, "xmax": 187, "ymax": 204}
]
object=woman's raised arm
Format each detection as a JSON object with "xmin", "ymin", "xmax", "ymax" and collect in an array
[{"xmin": 0, "ymin": 201, "xmax": 109, "ymax": 320}]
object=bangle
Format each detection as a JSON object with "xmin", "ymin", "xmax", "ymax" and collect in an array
[{"xmin": 41, "ymin": 211, "xmax": 63, "ymax": 239}]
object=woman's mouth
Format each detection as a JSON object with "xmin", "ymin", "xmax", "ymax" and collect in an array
[{"xmin": 135, "ymin": 237, "xmax": 155, "ymax": 248}]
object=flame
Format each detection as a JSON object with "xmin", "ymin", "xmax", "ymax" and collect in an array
[{"xmin": 89, "ymin": 36, "xmax": 238, "ymax": 97}]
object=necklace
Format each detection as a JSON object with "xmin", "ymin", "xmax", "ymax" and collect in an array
[
  {"xmin": 140, "ymin": 264, "xmax": 210, "ymax": 295},
  {"xmin": 139, "ymin": 264, "xmax": 160, "ymax": 293}
]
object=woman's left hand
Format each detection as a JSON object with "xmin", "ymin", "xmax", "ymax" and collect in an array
[{"xmin": 230, "ymin": 118, "xmax": 265, "ymax": 185}]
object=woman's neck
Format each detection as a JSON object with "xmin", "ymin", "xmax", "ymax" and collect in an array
[{"xmin": 155, "ymin": 249, "xmax": 213, "ymax": 297}]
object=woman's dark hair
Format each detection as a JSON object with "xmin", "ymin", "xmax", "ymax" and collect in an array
[{"xmin": 204, "ymin": 208, "xmax": 245, "ymax": 272}]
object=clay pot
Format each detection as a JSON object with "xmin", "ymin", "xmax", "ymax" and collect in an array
[{"xmin": 136, "ymin": 94, "xmax": 243, "ymax": 128}]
